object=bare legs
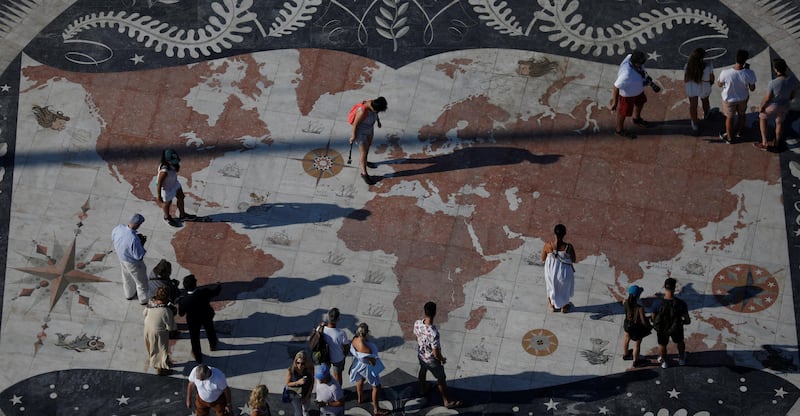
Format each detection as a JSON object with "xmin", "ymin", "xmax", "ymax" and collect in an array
[{"xmin": 356, "ymin": 379, "xmax": 385, "ymax": 415}]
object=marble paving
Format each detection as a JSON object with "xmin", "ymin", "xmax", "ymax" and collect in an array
[{"xmin": 1, "ymin": 0, "xmax": 800, "ymax": 415}]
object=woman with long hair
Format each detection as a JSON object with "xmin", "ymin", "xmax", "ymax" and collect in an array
[
  {"xmin": 684, "ymin": 48, "xmax": 714, "ymax": 134},
  {"xmin": 248, "ymin": 384, "xmax": 271, "ymax": 416},
  {"xmin": 285, "ymin": 350, "xmax": 313, "ymax": 416},
  {"xmin": 541, "ymin": 224, "xmax": 576, "ymax": 313},
  {"xmin": 621, "ymin": 285, "xmax": 651, "ymax": 367}
]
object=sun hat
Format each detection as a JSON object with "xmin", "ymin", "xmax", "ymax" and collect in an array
[{"xmin": 627, "ymin": 285, "xmax": 643, "ymax": 298}]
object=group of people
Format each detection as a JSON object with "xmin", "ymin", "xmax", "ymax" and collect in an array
[
  {"xmin": 612, "ymin": 48, "xmax": 797, "ymax": 148},
  {"xmin": 282, "ymin": 303, "xmax": 462, "ymax": 416}
]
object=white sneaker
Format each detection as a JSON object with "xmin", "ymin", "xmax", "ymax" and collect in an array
[
  {"xmin": 661, "ymin": 360, "xmax": 669, "ymax": 369},
  {"xmin": 657, "ymin": 356, "xmax": 664, "ymax": 363}
]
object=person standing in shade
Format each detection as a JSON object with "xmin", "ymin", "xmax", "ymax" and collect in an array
[
  {"xmin": 684, "ymin": 48, "xmax": 714, "ymax": 135},
  {"xmin": 285, "ymin": 350, "xmax": 314, "ymax": 416},
  {"xmin": 186, "ymin": 364, "xmax": 233, "ymax": 416},
  {"xmin": 157, "ymin": 148, "xmax": 196, "ymax": 227},
  {"xmin": 756, "ymin": 58, "xmax": 798, "ymax": 150},
  {"xmin": 652, "ymin": 278, "xmax": 691, "ymax": 368},
  {"xmin": 143, "ymin": 286, "xmax": 176, "ymax": 375},
  {"xmin": 413, "ymin": 302, "xmax": 463, "ymax": 409},
  {"xmin": 322, "ymin": 307, "xmax": 350, "ymax": 386},
  {"xmin": 349, "ymin": 97, "xmax": 387, "ymax": 185},
  {"xmin": 111, "ymin": 213, "xmax": 149, "ymax": 305},
  {"xmin": 248, "ymin": 384, "xmax": 272, "ymax": 416},
  {"xmin": 314, "ymin": 363, "xmax": 345, "ymax": 416},
  {"xmin": 621, "ymin": 285, "xmax": 651, "ymax": 367},
  {"xmin": 178, "ymin": 275, "xmax": 221, "ymax": 363},
  {"xmin": 349, "ymin": 323, "xmax": 389, "ymax": 415},
  {"xmin": 541, "ymin": 224, "xmax": 576, "ymax": 313},
  {"xmin": 717, "ymin": 49, "xmax": 757, "ymax": 143},
  {"xmin": 610, "ymin": 50, "xmax": 653, "ymax": 139}
]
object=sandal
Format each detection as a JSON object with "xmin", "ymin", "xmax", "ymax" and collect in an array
[
  {"xmin": 561, "ymin": 303, "xmax": 572, "ymax": 313},
  {"xmin": 361, "ymin": 173, "xmax": 375, "ymax": 185},
  {"xmin": 374, "ymin": 409, "xmax": 391, "ymax": 415},
  {"xmin": 632, "ymin": 118, "xmax": 653, "ymax": 128},
  {"xmin": 615, "ymin": 129, "xmax": 637, "ymax": 139},
  {"xmin": 753, "ymin": 142, "xmax": 769, "ymax": 151}
]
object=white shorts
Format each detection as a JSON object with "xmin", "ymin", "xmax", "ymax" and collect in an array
[
  {"xmin": 685, "ymin": 81, "xmax": 711, "ymax": 98},
  {"xmin": 160, "ymin": 183, "xmax": 181, "ymax": 201}
]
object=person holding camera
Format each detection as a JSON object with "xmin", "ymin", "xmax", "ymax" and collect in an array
[
  {"xmin": 111, "ymin": 213, "xmax": 150, "ymax": 305},
  {"xmin": 610, "ymin": 50, "xmax": 655, "ymax": 139},
  {"xmin": 717, "ymin": 49, "xmax": 757, "ymax": 143}
]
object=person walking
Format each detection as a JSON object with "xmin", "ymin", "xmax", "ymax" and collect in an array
[
  {"xmin": 285, "ymin": 350, "xmax": 314, "ymax": 416},
  {"xmin": 147, "ymin": 258, "xmax": 179, "ymax": 302},
  {"xmin": 143, "ymin": 286, "xmax": 176, "ymax": 375},
  {"xmin": 157, "ymin": 148, "xmax": 196, "ymax": 227},
  {"xmin": 186, "ymin": 364, "xmax": 233, "ymax": 416},
  {"xmin": 248, "ymin": 384, "xmax": 272, "ymax": 416},
  {"xmin": 756, "ymin": 58, "xmax": 798, "ymax": 150},
  {"xmin": 322, "ymin": 307, "xmax": 350, "ymax": 385},
  {"xmin": 111, "ymin": 213, "xmax": 149, "ymax": 305},
  {"xmin": 314, "ymin": 363, "xmax": 345, "ymax": 416},
  {"xmin": 610, "ymin": 50, "xmax": 652, "ymax": 139},
  {"xmin": 621, "ymin": 285, "xmax": 651, "ymax": 367},
  {"xmin": 652, "ymin": 278, "xmax": 691, "ymax": 368},
  {"xmin": 684, "ymin": 48, "xmax": 714, "ymax": 135},
  {"xmin": 413, "ymin": 302, "xmax": 462, "ymax": 409},
  {"xmin": 541, "ymin": 224, "xmax": 576, "ymax": 313},
  {"xmin": 177, "ymin": 275, "xmax": 222, "ymax": 363},
  {"xmin": 349, "ymin": 97, "xmax": 388, "ymax": 185},
  {"xmin": 717, "ymin": 49, "xmax": 757, "ymax": 143}
]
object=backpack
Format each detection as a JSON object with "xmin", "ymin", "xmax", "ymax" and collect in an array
[
  {"xmin": 308, "ymin": 324, "xmax": 330, "ymax": 364},
  {"xmin": 653, "ymin": 299, "xmax": 683, "ymax": 334},
  {"xmin": 348, "ymin": 102, "xmax": 366, "ymax": 125}
]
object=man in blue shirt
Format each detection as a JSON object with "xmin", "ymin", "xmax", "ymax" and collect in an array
[{"xmin": 111, "ymin": 213, "xmax": 149, "ymax": 305}]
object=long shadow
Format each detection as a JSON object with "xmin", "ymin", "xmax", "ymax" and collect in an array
[
  {"xmin": 204, "ymin": 202, "xmax": 370, "ymax": 229},
  {"xmin": 576, "ymin": 282, "xmax": 764, "ymax": 321},
  {"xmin": 378, "ymin": 146, "xmax": 561, "ymax": 179},
  {"xmin": 209, "ymin": 275, "xmax": 351, "ymax": 303}
]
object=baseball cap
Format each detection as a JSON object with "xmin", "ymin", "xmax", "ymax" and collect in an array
[
  {"xmin": 664, "ymin": 278, "xmax": 677, "ymax": 291},
  {"xmin": 129, "ymin": 213, "xmax": 145, "ymax": 226},
  {"xmin": 315, "ymin": 363, "xmax": 330, "ymax": 380},
  {"xmin": 164, "ymin": 148, "xmax": 180, "ymax": 164},
  {"xmin": 627, "ymin": 285, "xmax": 643, "ymax": 298}
]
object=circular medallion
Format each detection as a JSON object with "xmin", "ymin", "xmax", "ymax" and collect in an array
[
  {"xmin": 712, "ymin": 264, "xmax": 779, "ymax": 313},
  {"xmin": 522, "ymin": 328, "xmax": 559, "ymax": 356},
  {"xmin": 301, "ymin": 148, "xmax": 344, "ymax": 179}
]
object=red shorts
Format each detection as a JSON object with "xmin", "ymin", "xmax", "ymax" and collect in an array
[{"xmin": 618, "ymin": 93, "xmax": 647, "ymax": 117}]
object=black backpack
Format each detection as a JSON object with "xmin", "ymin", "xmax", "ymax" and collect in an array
[
  {"xmin": 308, "ymin": 324, "xmax": 330, "ymax": 364},
  {"xmin": 653, "ymin": 299, "xmax": 682, "ymax": 334}
]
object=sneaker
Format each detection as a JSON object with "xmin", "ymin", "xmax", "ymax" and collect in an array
[
  {"xmin": 678, "ymin": 358, "xmax": 686, "ymax": 366},
  {"xmin": 163, "ymin": 216, "xmax": 181, "ymax": 227},
  {"xmin": 657, "ymin": 356, "xmax": 664, "ymax": 364},
  {"xmin": 719, "ymin": 132, "xmax": 731, "ymax": 144},
  {"xmin": 661, "ymin": 360, "xmax": 669, "ymax": 369}
]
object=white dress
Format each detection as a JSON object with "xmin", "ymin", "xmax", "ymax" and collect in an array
[{"xmin": 544, "ymin": 245, "xmax": 575, "ymax": 309}]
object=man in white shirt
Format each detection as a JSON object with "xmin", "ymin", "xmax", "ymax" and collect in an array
[
  {"xmin": 717, "ymin": 49, "xmax": 757, "ymax": 143},
  {"xmin": 186, "ymin": 364, "xmax": 232, "ymax": 416},
  {"xmin": 315, "ymin": 363, "xmax": 345, "ymax": 416},
  {"xmin": 110, "ymin": 213, "xmax": 149, "ymax": 305},
  {"xmin": 322, "ymin": 307, "xmax": 350, "ymax": 385},
  {"xmin": 610, "ymin": 50, "xmax": 652, "ymax": 139}
]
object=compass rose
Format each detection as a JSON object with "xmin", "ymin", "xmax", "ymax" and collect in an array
[
  {"xmin": 712, "ymin": 264, "xmax": 779, "ymax": 313},
  {"xmin": 293, "ymin": 139, "xmax": 348, "ymax": 186},
  {"xmin": 15, "ymin": 237, "xmax": 111, "ymax": 312}
]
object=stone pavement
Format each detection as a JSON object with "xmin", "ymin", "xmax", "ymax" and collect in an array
[{"xmin": 1, "ymin": 0, "xmax": 800, "ymax": 415}]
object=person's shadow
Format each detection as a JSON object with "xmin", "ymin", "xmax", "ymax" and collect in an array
[{"xmin": 380, "ymin": 146, "xmax": 561, "ymax": 179}]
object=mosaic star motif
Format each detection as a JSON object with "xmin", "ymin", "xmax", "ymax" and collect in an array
[
  {"xmin": 14, "ymin": 238, "xmax": 111, "ymax": 313},
  {"xmin": 712, "ymin": 264, "xmax": 779, "ymax": 313}
]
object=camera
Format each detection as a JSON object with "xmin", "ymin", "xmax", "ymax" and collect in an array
[
  {"xmin": 137, "ymin": 233, "xmax": 147, "ymax": 245},
  {"xmin": 644, "ymin": 75, "xmax": 661, "ymax": 93}
]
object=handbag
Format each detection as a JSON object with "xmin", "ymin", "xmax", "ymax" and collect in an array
[{"xmin": 281, "ymin": 386, "xmax": 292, "ymax": 403}]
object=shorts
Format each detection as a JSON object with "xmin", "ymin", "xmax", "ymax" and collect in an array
[
  {"xmin": 617, "ymin": 93, "xmax": 647, "ymax": 117},
  {"xmin": 723, "ymin": 100, "xmax": 747, "ymax": 117},
  {"xmin": 352, "ymin": 133, "xmax": 372, "ymax": 146},
  {"xmin": 160, "ymin": 183, "xmax": 181, "ymax": 202},
  {"xmin": 657, "ymin": 329, "xmax": 684, "ymax": 346},
  {"xmin": 759, "ymin": 103, "xmax": 790, "ymax": 123},
  {"xmin": 685, "ymin": 81, "xmax": 711, "ymax": 98},
  {"xmin": 418, "ymin": 356, "xmax": 446, "ymax": 382},
  {"xmin": 330, "ymin": 358, "xmax": 345, "ymax": 376}
]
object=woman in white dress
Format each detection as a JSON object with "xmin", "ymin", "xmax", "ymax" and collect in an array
[{"xmin": 541, "ymin": 224, "xmax": 576, "ymax": 313}]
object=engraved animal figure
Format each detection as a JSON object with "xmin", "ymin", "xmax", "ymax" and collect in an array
[
  {"xmin": 55, "ymin": 333, "xmax": 105, "ymax": 351},
  {"xmin": 579, "ymin": 337, "xmax": 611, "ymax": 364},
  {"xmin": 517, "ymin": 57, "xmax": 559, "ymax": 77},
  {"xmin": 32, "ymin": 105, "xmax": 70, "ymax": 131}
]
